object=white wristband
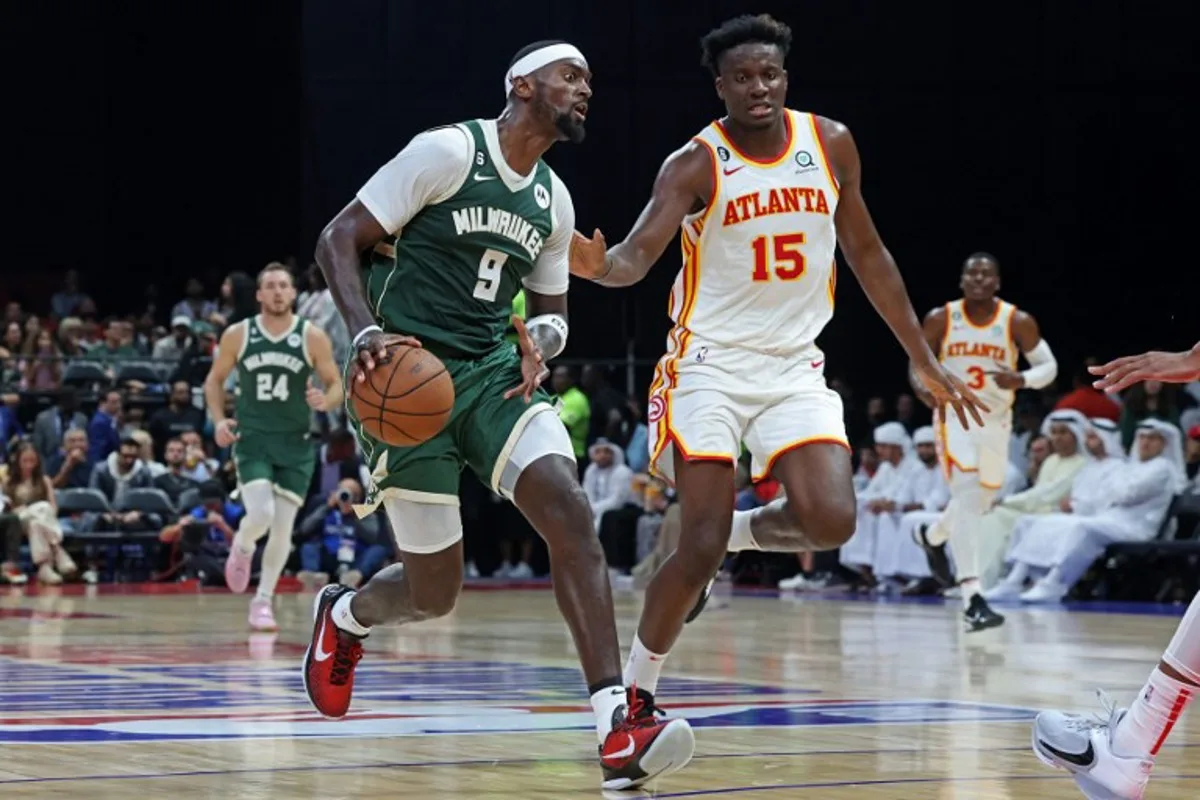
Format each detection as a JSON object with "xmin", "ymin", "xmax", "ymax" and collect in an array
[{"xmin": 352, "ymin": 325, "xmax": 383, "ymax": 348}]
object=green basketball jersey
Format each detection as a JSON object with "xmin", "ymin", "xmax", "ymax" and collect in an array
[
  {"xmin": 364, "ymin": 120, "xmax": 556, "ymax": 360},
  {"xmin": 235, "ymin": 315, "xmax": 314, "ymax": 436}
]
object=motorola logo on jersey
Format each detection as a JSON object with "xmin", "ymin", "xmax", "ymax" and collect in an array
[{"xmin": 533, "ymin": 184, "xmax": 551, "ymax": 209}]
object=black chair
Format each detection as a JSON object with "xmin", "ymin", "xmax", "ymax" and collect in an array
[
  {"xmin": 55, "ymin": 488, "xmax": 112, "ymax": 515},
  {"xmin": 176, "ymin": 487, "xmax": 201, "ymax": 513},
  {"xmin": 61, "ymin": 361, "xmax": 110, "ymax": 390},
  {"xmin": 116, "ymin": 487, "xmax": 177, "ymax": 516},
  {"xmin": 116, "ymin": 362, "xmax": 163, "ymax": 385}
]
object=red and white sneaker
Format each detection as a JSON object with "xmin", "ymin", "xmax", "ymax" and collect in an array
[
  {"xmin": 302, "ymin": 585, "xmax": 365, "ymax": 719},
  {"xmin": 600, "ymin": 687, "xmax": 695, "ymax": 790}
]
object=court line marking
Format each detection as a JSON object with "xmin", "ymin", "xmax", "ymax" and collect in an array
[
  {"xmin": 2, "ymin": 743, "xmax": 1197, "ymax": 785},
  {"xmin": 652, "ymin": 773, "xmax": 1200, "ymax": 797}
]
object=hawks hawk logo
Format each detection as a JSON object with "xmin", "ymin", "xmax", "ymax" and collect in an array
[{"xmin": 647, "ymin": 396, "xmax": 666, "ymax": 423}]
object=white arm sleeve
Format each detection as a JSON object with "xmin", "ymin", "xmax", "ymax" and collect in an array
[
  {"xmin": 1021, "ymin": 338, "xmax": 1058, "ymax": 390},
  {"xmin": 522, "ymin": 170, "xmax": 573, "ymax": 295},
  {"xmin": 355, "ymin": 127, "xmax": 472, "ymax": 234}
]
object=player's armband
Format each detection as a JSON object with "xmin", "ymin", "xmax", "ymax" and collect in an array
[
  {"xmin": 525, "ymin": 314, "xmax": 568, "ymax": 360},
  {"xmin": 1021, "ymin": 339, "xmax": 1057, "ymax": 390}
]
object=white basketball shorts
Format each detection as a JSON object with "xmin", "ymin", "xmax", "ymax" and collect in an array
[
  {"xmin": 935, "ymin": 407, "xmax": 1011, "ymax": 489},
  {"xmin": 646, "ymin": 330, "xmax": 848, "ymax": 485}
]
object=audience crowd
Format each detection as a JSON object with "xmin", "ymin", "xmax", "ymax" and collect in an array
[{"xmin": 2, "ymin": 269, "xmax": 1199, "ymax": 606}]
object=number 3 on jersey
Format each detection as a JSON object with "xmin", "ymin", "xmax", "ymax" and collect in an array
[
  {"xmin": 256, "ymin": 373, "xmax": 289, "ymax": 402},
  {"xmin": 751, "ymin": 233, "xmax": 806, "ymax": 282},
  {"xmin": 966, "ymin": 366, "xmax": 986, "ymax": 390}
]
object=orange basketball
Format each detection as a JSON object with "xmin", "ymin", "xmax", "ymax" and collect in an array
[{"xmin": 350, "ymin": 344, "xmax": 454, "ymax": 447}]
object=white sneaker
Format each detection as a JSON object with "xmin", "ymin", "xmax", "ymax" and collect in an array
[
  {"xmin": 982, "ymin": 579, "xmax": 1024, "ymax": 601},
  {"xmin": 778, "ymin": 573, "xmax": 811, "ymax": 591},
  {"xmin": 1032, "ymin": 692, "xmax": 1153, "ymax": 799},
  {"xmin": 509, "ymin": 562, "xmax": 534, "ymax": 580},
  {"xmin": 465, "ymin": 561, "xmax": 480, "ymax": 579},
  {"xmin": 1021, "ymin": 577, "xmax": 1068, "ymax": 603},
  {"xmin": 494, "ymin": 562, "xmax": 513, "ymax": 578}
]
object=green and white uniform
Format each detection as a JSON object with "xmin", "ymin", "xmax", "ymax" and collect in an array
[
  {"xmin": 232, "ymin": 315, "xmax": 317, "ymax": 505},
  {"xmin": 354, "ymin": 118, "xmax": 574, "ymax": 513}
]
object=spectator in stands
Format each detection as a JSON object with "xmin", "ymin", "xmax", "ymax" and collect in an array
[
  {"xmin": 297, "ymin": 479, "xmax": 387, "ymax": 590},
  {"xmin": 171, "ymin": 278, "xmax": 218, "ymax": 323},
  {"xmin": 47, "ymin": 429, "xmax": 93, "ymax": 490},
  {"xmin": 581, "ymin": 365, "xmax": 626, "ymax": 446},
  {"xmin": 129, "ymin": 430, "xmax": 166, "ymax": 477},
  {"xmin": 1056, "ymin": 358, "xmax": 1121, "ymax": 422},
  {"xmin": 22, "ymin": 314, "xmax": 41, "ymax": 345},
  {"xmin": 31, "ymin": 389, "xmax": 86, "ymax": 464},
  {"xmin": 853, "ymin": 445, "xmax": 880, "ymax": 493},
  {"xmin": 1120, "ymin": 381, "xmax": 1181, "ymax": 450},
  {"xmin": 307, "ymin": 428, "xmax": 368, "ymax": 502},
  {"xmin": 147, "ymin": 381, "xmax": 205, "ymax": 461},
  {"xmin": 840, "ymin": 422, "xmax": 911, "ymax": 588},
  {"xmin": 89, "ymin": 319, "xmax": 138, "ymax": 368},
  {"xmin": 4, "ymin": 302, "xmax": 22, "ymax": 327},
  {"xmin": 987, "ymin": 417, "xmax": 1126, "ymax": 599},
  {"xmin": 159, "ymin": 479, "xmax": 241, "ymax": 585},
  {"xmin": 552, "ymin": 365, "xmax": 590, "ymax": 462},
  {"xmin": 1, "ymin": 501, "xmax": 26, "ymax": 584},
  {"xmin": 629, "ymin": 476, "xmax": 671, "ymax": 581},
  {"xmin": 50, "ymin": 270, "xmax": 91, "ymax": 319},
  {"xmin": 178, "ymin": 430, "xmax": 218, "ymax": 482},
  {"xmin": 871, "ymin": 426, "xmax": 950, "ymax": 591},
  {"xmin": 153, "ymin": 317, "xmax": 195, "ymax": 364},
  {"xmin": 584, "ymin": 439, "xmax": 635, "ymax": 532},
  {"xmin": 55, "ymin": 317, "xmax": 86, "ymax": 358},
  {"xmin": 975, "ymin": 410, "xmax": 1090, "ymax": 589},
  {"xmin": 1026, "ymin": 433, "xmax": 1051, "ymax": 486},
  {"xmin": 88, "ymin": 389, "xmax": 122, "ymax": 464},
  {"xmin": 866, "ymin": 396, "xmax": 888, "ymax": 429},
  {"xmin": 297, "ymin": 264, "xmax": 351, "ymax": 367},
  {"xmin": 1009, "ymin": 401, "xmax": 1047, "ymax": 476},
  {"xmin": 170, "ymin": 320, "xmax": 217, "ymax": 386},
  {"xmin": 153, "ymin": 438, "xmax": 201, "ymax": 504},
  {"xmin": 90, "ymin": 436, "xmax": 157, "ymax": 531},
  {"xmin": 621, "ymin": 399, "xmax": 650, "ymax": 475},
  {"xmin": 895, "ymin": 392, "xmax": 920, "ymax": 433},
  {"xmin": 218, "ymin": 271, "xmax": 257, "ymax": 327},
  {"xmin": 4, "ymin": 442, "xmax": 76, "ymax": 584},
  {"xmin": 0, "ymin": 397, "xmax": 22, "ymax": 457},
  {"xmin": 20, "ymin": 329, "xmax": 62, "ymax": 391},
  {"xmin": 1, "ymin": 321, "xmax": 22, "ymax": 384},
  {"xmin": 1000, "ymin": 420, "xmax": 1185, "ymax": 603}
]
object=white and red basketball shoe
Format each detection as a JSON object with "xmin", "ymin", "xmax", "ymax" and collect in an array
[
  {"xmin": 302, "ymin": 585, "xmax": 365, "ymax": 718},
  {"xmin": 600, "ymin": 687, "xmax": 695, "ymax": 790}
]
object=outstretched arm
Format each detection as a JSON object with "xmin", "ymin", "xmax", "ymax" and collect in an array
[
  {"xmin": 1090, "ymin": 341, "xmax": 1200, "ymax": 392},
  {"xmin": 570, "ymin": 142, "xmax": 713, "ymax": 287},
  {"xmin": 821, "ymin": 116, "xmax": 987, "ymax": 428}
]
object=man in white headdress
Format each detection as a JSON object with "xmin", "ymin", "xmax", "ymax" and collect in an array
[
  {"xmin": 839, "ymin": 422, "xmax": 910, "ymax": 585},
  {"xmin": 971, "ymin": 409, "xmax": 1092, "ymax": 590},
  {"xmin": 1010, "ymin": 419, "xmax": 1183, "ymax": 603},
  {"xmin": 984, "ymin": 416, "xmax": 1127, "ymax": 600},
  {"xmin": 872, "ymin": 426, "xmax": 950, "ymax": 588}
]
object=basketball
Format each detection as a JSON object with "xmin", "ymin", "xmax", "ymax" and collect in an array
[{"xmin": 350, "ymin": 344, "xmax": 454, "ymax": 446}]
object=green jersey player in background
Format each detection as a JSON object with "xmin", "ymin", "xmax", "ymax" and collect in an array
[
  {"xmin": 307, "ymin": 41, "xmax": 694, "ymax": 790},
  {"xmin": 205, "ymin": 263, "xmax": 344, "ymax": 631}
]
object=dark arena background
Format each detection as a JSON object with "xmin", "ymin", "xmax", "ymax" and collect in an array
[{"xmin": 2, "ymin": 2, "xmax": 1199, "ymax": 798}]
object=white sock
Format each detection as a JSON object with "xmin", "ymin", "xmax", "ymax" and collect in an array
[
  {"xmin": 332, "ymin": 592, "xmax": 370, "ymax": 636},
  {"xmin": 728, "ymin": 509, "xmax": 762, "ymax": 552},
  {"xmin": 590, "ymin": 685, "xmax": 627, "ymax": 743},
  {"xmin": 255, "ymin": 495, "xmax": 300, "ymax": 600},
  {"xmin": 924, "ymin": 515, "xmax": 951, "ymax": 547},
  {"xmin": 1114, "ymin": 592, "xmax": 1200, "ymax": 757},
  {"xmin": 960, "ymin": 578, "xmax": 981, "ymax": 608},
  {"xmin": 232, "ymin": 481, "xmax": 275, "ymax": 555},
  {"xmin": 623, "ymin": 634, "xmax": 668, "ymax": 695}
]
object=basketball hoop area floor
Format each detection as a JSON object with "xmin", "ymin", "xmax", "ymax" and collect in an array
[{"xmin": 1, "ymin": 584, "xmax": 1196, "ymax": 798}]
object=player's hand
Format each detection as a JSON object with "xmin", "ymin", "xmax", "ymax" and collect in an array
[
  {"xmin": 214, "ymin": 418, "xmax": 239, "ymax": 448},
  {"xmin": 305, "ymin": 377, "xmax": 325, "ymax": 411},
  {"xmin": 1059, "ymin": 496, "xmax": 1073, "ymax": 513},
  {"xmin": 504, "ymin": 316, "xmax": 549, "ymax": 403},
  {"xmin": 569, "ymin": 229, "xmax": 610, "ymax": 280},
  {"xmin": 913, "ymin": 358, "xmax": 990, "ymax": 430},
  {"xmin": 986, "ymin": 367, "xmax": 1025, "ymax": 391},
  {"xmin": 353, "ymin": 330, "xmax": 422, "ymax": 383},
  {"xmin": 1089, "ymin": 348, "xmax": 1200, "ymax": 393}
]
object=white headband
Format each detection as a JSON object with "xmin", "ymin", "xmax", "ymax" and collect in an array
[{"xmin": 504, "ymin": 43, "xmax": 587, "ymax": 96}]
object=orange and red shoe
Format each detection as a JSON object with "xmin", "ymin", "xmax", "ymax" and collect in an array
[
  {"xmin": 302, "ymin": 585, "xmax": 365, "ymax": 719},
  {"xmin": 600, "ymin": 687, "xmax": 695, "ymax": 790}
]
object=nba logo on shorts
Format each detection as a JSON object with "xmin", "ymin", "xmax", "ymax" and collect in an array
[{"xmin": 647, "ymin": 395, "xmax": 665, "ymax": 423}]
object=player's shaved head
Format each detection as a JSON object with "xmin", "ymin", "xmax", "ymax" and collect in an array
[{"xmin": 700, "ymin": 14, "xmax": 792, "ymax": 76}]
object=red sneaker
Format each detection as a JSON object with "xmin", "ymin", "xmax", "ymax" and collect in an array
[
  {"xmin": 302, "ymin": 585, "xmax": 365, "ymax": 719},
  {"xmin": 600, "ymin": 687, "xmax": 695, "ymax": 790}
]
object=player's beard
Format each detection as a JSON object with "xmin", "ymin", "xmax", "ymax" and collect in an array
[{"xmin": 554, "ymin": 110, "xmax": 586, "ymax": 144}]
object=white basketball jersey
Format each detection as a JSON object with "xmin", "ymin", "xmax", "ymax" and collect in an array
[
  {"xmin": 938, "ymin": 298, "xmax": 1020, "ymax": 414},
  {"xmin": 668, "ymin": 110, "xmax": 840, "ymax": 355}
]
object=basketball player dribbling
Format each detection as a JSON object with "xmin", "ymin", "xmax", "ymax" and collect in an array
[
  {"xmin": 909, "ymin": 253, "xmax": 1057, "ymax": 631},
  {"xmin": 205, "ymin": 264, "xmax": 344, "ymax": 631},
  {"xmin": 1033, "ymin": 342, "xmax": 1199, "ymax": 799},
  {"xmin": 570, "ymin": 14, "xmax": 988, "ymax": 713},
  {"xmin": 307, "ymin": 41, "xmax": 694, "ymax": 790}
]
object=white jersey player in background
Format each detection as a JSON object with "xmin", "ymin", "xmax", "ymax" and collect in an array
[
  {"xmin": 911, "ymin": 253, "xmax": 1057, "ymax": 631},
  {"xmin": 1033, "ymin": 341, "xmax": 1200, "ymax": 799},
  {"xmin": 570, "ymin": 14, "xmax": 987, "ymax": 717}
]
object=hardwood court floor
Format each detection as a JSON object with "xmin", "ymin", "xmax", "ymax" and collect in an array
[{"xmin": 0, "ymin": 582, "xmax": 1196, "ymax": 798}]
